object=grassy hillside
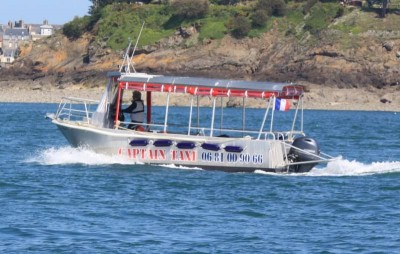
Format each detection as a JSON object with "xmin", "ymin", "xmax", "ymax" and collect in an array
[
  {"xmin": 95, "ymin": 3, "xmax": 257, "ymax": 49},
  {"xmin": 63, "ymin": 1, "xmax": 400, "ymax": 51}
]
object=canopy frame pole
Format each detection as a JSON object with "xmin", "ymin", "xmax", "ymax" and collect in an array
[
  {"xmin": 188, "ymin": 95, "xmax": 194, "ymax": 135},
  {"xmin": 146, "ymin": 91, "xmax": 151, "ymax": 130},
  {"xmin": 220, "ymin": 97, "xmax": 224, "ymax": 136},
  {"xmin": 114, "ymin": 85, "xmax": 123, "ymax": 129},
  {"xmin": 301, "ymin": 95, "xmax": 304, "ymax": 133},
  {"xmin": 290, "ymin": 96, "xmax": 300, "ymax": 139},
  {"xmin": 163, "ymin": 92, "xmax": 170, "ymax": 133},
  {"xmin": 257, "ymin": 99, "xmax": 273, "ymax": 140},
  {"xmin": 197, "ymin": 95, "xmax": 200, "ymax": 133},
  {"xmin": 242, "ymin": 97, "xmax": 246, "ymax": 137},
  {"xmin": 210, "ymin": 97, "xmax": 217, "ymax": 137},
  {"xmin": 270, "ymin": 96, "xmax": 276, "ymax": 132}
]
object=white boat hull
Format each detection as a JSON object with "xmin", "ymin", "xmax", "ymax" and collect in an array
[{"xmin": 54, "ymin": 119, "xmax": 289, "ymax": 173}]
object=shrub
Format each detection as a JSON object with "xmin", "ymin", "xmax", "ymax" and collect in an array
[
  {"xmin": 270, "ymin": 0, "xmax": 287, "ymax": 16},
  {"xmin": 335, "ymin": 6, "xmax": 345, "ymax": 18},
  {"xmin": 210, "ymin": 0, "xmax": 240, "ymax": 5},
  {"xmin": 251, "ymin": 10, "xmax": 268, "ymax": 27},
  {"xmin": 63, "ymin": 16, "xmax": 91, "ymax": 40},
  {"xmin": 303, "ymin": 2, "xmax": 340, "ymax": 35},
  {"xmin": 303, "ymin": 0, "xmax": 318, "ymax": 14},
  {"xmin": 230, "ymin": 15, "xmax": 251, "ymax": 38},
  {"xmin": 255, "ymin": 0, "xmax": 287, "ymax": 17},
  {"xmin": 170, "ymin": 0, "xmax": 209, "ymax": 19}
]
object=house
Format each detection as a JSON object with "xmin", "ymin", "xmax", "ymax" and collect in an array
[
  {"xmin": 3, "ymin": 27, "xmax": 30, "ymax": 50},
  {"xmin": 40, "ymin": 24, "xmax": 53, "ymax": 36},
  {"xmin": 0, "ymin": 21, "xmax": 29, "ymax": 64},
  {"xmin": 29, "ymin": 20, "xmax": 54, "ymax": 41},
  {"xmin": 28, "ymin": 24, "xmax": 41, "ymax": 40},
  {"xmin": 40, "ymin": 20, "xmax": 53, "ymax": 36},
  {"xmin": 0, "ymin": 49, "xmax": 15, "ymax": 64},
  {"xmin": 0, "ymin": 20, "xmax": 55, "ymax": 64}
]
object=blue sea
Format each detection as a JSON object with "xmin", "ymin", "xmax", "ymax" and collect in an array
[{"xmin": 1, "ymin": 103, "xmax": 399, "ymax": 253}]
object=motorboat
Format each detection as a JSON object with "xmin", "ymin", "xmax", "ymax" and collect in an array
[{"xmin": 47, "ymin": 68, "xmax": 334, "ymax": 173}]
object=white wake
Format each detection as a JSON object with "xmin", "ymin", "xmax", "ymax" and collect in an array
[
  {"xmin": 26, "ymin": 147, "xmax": 137, "ymax": 165},
  {"xmin": 307, "ymin": 156, "xmax": 400, "ymax": 176},
  {"xmin": 28, "ymin": 148, "xmax": 400, "ymax": 176},
  {"xmin": 254, "ymin": 156, "xmax": 400, "ymax": 176}
]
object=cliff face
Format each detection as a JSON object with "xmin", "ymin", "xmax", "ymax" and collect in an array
[
  {"xmin": 133, "ymin": 28, "xmax": 400, "ymax": 89},
  {"xmin": 0, "ymin": 34, "xmax": 120, "ymax": 87},
  {"xmin": 1, "ymin": 14, "xmax": 400, "ymax": 91}
]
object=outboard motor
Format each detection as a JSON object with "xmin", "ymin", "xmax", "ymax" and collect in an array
[{"xmin": 287, "ymin": 136, "xmax": 320, "ymax": 173}]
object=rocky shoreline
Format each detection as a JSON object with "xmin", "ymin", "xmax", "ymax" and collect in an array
[
  {"xmin": 0, "ymin": 80, "xmax": 398, "ymax": 112},
  {"xmin": 1, "ymin": 13, "xmax": 399, "ymax": 113}
]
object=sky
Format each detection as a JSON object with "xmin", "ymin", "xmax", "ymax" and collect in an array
[{"xmin": 0, "ymin": 0, "xmax": 92, "ymax": 25}]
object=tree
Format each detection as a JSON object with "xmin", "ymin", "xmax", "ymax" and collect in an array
[
  {"xmin": 63, "ymin": 16, "xmax": 91, "ymax": 40},
  {"xmin": 210, "ymin": 0, "xmax": 240, "ymax": 5},
  {"xmin": 170, "ymin": 0, "xmax": 209, "ymax": 19},
  {"xmin": 255, "ymin": 0, "xmax": 287, "ymax": 17},
  {"xmin": 89, "ymin": 0, "xmax": 115, "ymax": 14},
  {"xmin": 251, "ymin": 10, "xmax": 268, "ymax": 27},
  {"xmin": 230, "ymin": 15, "xmax": 251, "ymax": 38},
  {"xmin": 303, "ymin": 0, "xmax": 318, "ymax": 14},
  {"xmin": 89, "ymin": 0, "xmax": 152, "ymax": 14}
]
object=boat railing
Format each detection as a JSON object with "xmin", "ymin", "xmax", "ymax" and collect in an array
[
  {"xmin": 54, "ymin": 97, "xmax": 307, "ymax": 142},
  {"xmin": 130, "ymin": 123, "xmax": 304, "ymax": 141},
  {"xmin": 55, "ymin": 97, "xmax": 99, "ymax": 124}
]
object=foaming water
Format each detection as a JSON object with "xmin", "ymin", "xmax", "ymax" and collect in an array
[
  {"xmin": 308, "ymin": 156, "xmax": 400, "ymax": 176},
  {"xmin": 26, "ymin": 147, "xmax": 138, "ymax": 165},
  {"xmin": 255, "ymin": 156, "xmax": 400, "ymax": 176}
]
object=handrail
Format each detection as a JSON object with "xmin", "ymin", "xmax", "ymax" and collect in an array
[
  {"xmin": 55, "ymin": 97, "xmax": 99, "ymax": 124},
  {"xmin": 61, "ymin": 96, "xmax": 99, "ymax": 104}
]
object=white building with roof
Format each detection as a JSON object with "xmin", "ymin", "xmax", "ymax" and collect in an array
[{"xmin": 40, "ymin": 20, "xmax": 53, "ymax": 36}]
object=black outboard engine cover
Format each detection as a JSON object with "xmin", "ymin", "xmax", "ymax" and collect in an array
[{"xmin": 288, "ymin": 136, "xmax": 320, "ymax": 173}]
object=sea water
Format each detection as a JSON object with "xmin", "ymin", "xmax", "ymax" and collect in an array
[{"xmin": 1, "ymin": 103, "xmax": 399, "ymax": 253}]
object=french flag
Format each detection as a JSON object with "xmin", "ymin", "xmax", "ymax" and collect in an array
[{"xmin": 275, "ymin": 98, "xmax": 290, "ymax": 111}]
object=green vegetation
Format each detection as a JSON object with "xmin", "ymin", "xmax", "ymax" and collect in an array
[
  {"xmin": 198, "ymin": 17, "xmax": 228, "ymax": 40},
  {"xmin": 230, "ymin": 16, "xmax": 252, "ymax": 38},
  {"xmin": 96, "ymin": 4, "xmax": 175, "ymax": 49},
  {"xmin": 63, "ymin": 16, "xmax": 92, "ymax": 39},
  {"xmin": 303, "ymin": 2, "xmax": 341, "ymax": 35},
  {"xmin": 62, "ymin": 0, "xmax": 400, "ymax": 50},
  {"xmin": 170, "ymin": 0, "xmax": 209, "ymax": 19}
]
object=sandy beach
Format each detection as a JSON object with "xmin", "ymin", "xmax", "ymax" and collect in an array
[{"xmin": 0, "ymin": 81, "xmax": 399, "ymax": 112}]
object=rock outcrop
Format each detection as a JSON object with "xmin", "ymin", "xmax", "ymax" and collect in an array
[{"xmin": 1, "ymin": 14, "xmax": 400, "ymax": 93}]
